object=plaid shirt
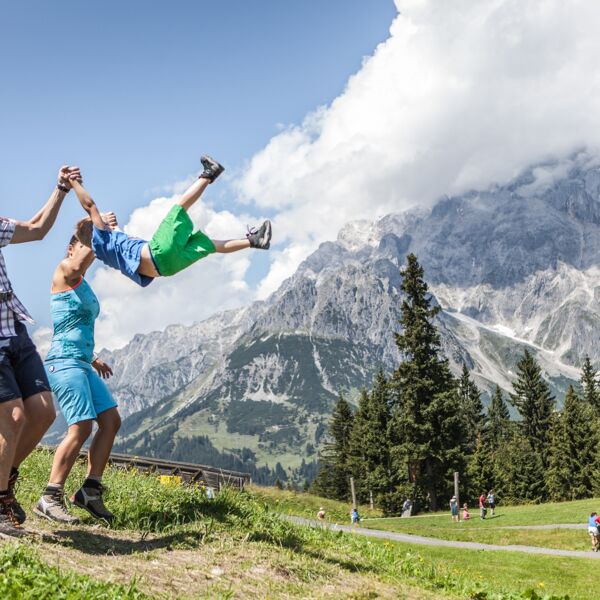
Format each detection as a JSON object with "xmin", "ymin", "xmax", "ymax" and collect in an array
[{"xmin": 0, "ymin": 218, "xmax": 34, "ymax": 337}]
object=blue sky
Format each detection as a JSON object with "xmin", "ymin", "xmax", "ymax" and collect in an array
[{"xmin": 1, "ymin": 0, "xmax": 396, "ymax": 328}]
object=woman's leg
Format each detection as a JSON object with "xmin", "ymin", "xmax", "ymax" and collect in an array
[
  {"xmin": 49, "ymin": 421, "xmax": 94, "ymax": 485},
  {"xmin": 87, "ymin": 407, "xmax": 121, "ymax": 478}
]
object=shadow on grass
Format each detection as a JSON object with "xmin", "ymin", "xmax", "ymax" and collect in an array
[{"xmin": 43, "ymin": 527, "xmax": 208, "ymax": 556}]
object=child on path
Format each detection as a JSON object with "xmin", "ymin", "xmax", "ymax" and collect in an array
[
  {"xmin": 588, "ymin": 512, "xmax": 599, "ymax": 551},
  {"xmin": 450, "ymin": 495, "xmax": 459, "ymax": 522},
  {"xmin": 351, "ymin": 507, "xmax": 360, "ymax": 526},
  {"xmin": 70, "ymin": 156, "xmax": 271, "ymax": 287}
]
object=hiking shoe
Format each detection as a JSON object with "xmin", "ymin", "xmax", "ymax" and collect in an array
[
  {"xmin": 8, "ymin": 469, "xmax": 26, "ymax": 525},
  {"xmin": 34, "ymin": 491, "xmax": 80, "ymax": 525},
  {"xmin": 0, "ymin": 494, "xmax": 27, "ymax": 539},
  {"xmin": 70, "ymin": 483, "xmax": 115, "ymax": 524},
  {"xmin": 199, "ymin": 155, "xmax": 225, "ymax": 183},
  {"xmin": 246, "ymin": 220, "xmax": 272, "ymax": 249}
]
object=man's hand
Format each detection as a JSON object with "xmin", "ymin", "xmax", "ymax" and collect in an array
[
  {"xmin": 101, "ymin": 212, "xmax": 119, "ymax": 230},
  {"xmin": 92, "ymin": 358, "xmax": 113, "ymax": 379},
  {"xmin": 58, "ymin": 165, "xmax": 81, "ymax": 190}
]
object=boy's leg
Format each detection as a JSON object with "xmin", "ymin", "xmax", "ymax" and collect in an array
[{"xmin": 178, "ymin": 156, "xmax": 224, "ymax": 212}]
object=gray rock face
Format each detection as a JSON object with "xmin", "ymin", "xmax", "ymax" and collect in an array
[{"xmin": 99, "ymin": 160, "xmax": 600, "ymax": 468}]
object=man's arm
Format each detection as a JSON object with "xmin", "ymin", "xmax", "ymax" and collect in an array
[
  {"xmin": 11, "ymin": 166, "xmax": 80, "ymax": 244},
  {"xmin": 69, "ymin": 179, "xmax": 107, "ymax": 230}
]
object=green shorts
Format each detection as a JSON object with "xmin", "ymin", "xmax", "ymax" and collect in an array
[{"xmin": 148, "ymin": 205, "xmax": 216, "ymax": 277}]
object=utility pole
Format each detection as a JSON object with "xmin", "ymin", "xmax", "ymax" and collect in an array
[
  {"xmin": 350, "ymin": 476, "xmax": 357, "ymax": 508},
  {"xmin": 369, "ymin": 489, "xmax": 374, "ymax": 510},
  {"xmin": 454, "ymin": 471, "xmax": 460, "ymax": 519}
]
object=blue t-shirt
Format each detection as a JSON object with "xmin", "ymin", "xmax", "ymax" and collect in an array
[
  {"xmin": 92, "ymin": 226, "xmax": 154, "ymax": 288},
  {"xmin": 589, "ymin": 516, "xmax": 598, "ymax": 528},
  {"xmin": 46, "ymin": 278, "xmax": 99, "ymax": 363}
]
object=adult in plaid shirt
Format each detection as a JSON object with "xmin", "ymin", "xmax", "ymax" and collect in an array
[{"xmin": 0, "ymin": 165, "xmax": 80, "ymax": 538}]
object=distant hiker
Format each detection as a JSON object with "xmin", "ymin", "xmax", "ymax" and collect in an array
[
  {"xmin": 317, "ymin": 507, "xmax": 326, "ymax": 520},
  {"xmin": 351, "ymin": 507, "xmax": 360, "ymax": 526},
  {"xmin": 35, "ymin": 219, "xmax": 121, "ymax": 525},
  {"xmin": 450, "ymin": 495, "xmax": 459, "ymax": 522},
  {"xmin": 69, "ymin": 157, "xmax": 271, "ymax": 288},
  {"xmin": 0, "ymin": 166, "xmax": 79, "ymax": 538},
  {"xmin": 588, "ymin": 512, "xmax": 600, "ymax": 551},
  {"xmin": 462, "ymin": 503, "xmax": 471, "ymax": 521},
  {"xmin": 486, "ymin": 490, "xmax": 496, "ymax": 517},
  {"xmin": 401, "ymin": 498, "xmax": 413, "ymax": 517},
  {"xmin": 479, "ymin": 493, "xmax": 487, "ymax": 519}
]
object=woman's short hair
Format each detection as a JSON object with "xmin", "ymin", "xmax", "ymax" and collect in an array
[{"xmin": 70, "ymin": 217, "xmax": 93, "ymax": 248}]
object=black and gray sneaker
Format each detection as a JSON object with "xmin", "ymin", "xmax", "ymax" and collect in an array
[
  {"xmin": 8, "ymin": 469, "xmax": 26, "ymax": 525},
  {"xmin": 199, "ymin": 155, "xmax": 225, "ymax": 183},
  {"xmin": 246, "ymin": 220, "xmax": 272, "ymax": 249},
  {"xmin": 34, "ymin": 490, "xmax": 80, "ymax": 525},
  {"xmin": 0, "ymin": 494, "xmax": 27, "ymax": 539},
  {"xmin": 70, "ymin": 482, "xmax": 115, "ymax": 524}
]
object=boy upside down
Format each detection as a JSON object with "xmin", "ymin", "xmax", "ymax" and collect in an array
[{"xmin": 70, "ymin": 156, "xmax": 272, "ymax": 286}]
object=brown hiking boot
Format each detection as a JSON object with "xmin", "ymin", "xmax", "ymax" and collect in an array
[{"xmin": 0, "ymin": 494, "xmax": 27, "ymax": 539}]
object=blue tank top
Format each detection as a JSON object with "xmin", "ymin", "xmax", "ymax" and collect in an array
[{"xmin": 46, "ymin": 278, "xmax": 99, "ymax": 363}]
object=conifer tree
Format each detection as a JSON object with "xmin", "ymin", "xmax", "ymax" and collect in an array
[
  {"xmin": 509, "ymin": 350, "xmax": 555, "ymax": 469},
  {"xmin": 348, "ymin": 371, "xmax": 394, "ymax": 511},
  {"xmin": 312, "ymin": 394, "xmax": 354, "ymax": 500},
  {"xmin": 546, "ymin": 386, "xmax": 598, "ymax": 500},
  {"xmin": 389, "ymin": 254, "xmax": 466, "ymax": 511},
  {"xmin": 581, "ymin": 356, "xmax": 600, "ymax": 415},
  {"xmin": 487, "ymin": 386, "xmax": 512, "ymax": 448},
  {"xmin": 458, "ymin": 363, "xmax": 485, "ymax": 448}
]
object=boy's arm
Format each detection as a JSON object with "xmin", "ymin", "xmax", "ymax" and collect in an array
[{"xmin": 70, "ymin": 178, "xmax": 107, "ymax": 230}]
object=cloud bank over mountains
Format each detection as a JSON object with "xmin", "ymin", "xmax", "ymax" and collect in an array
[{"xmin": 88, "ymin": 0, "xmax": 600, "ymax": 349}]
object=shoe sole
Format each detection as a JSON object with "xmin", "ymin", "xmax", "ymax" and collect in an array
[
  {"xmin": 260, "ymin": 220, "xmax": 272, "ymax": 249},
  {"xmin": 33, "ymin": 506, "xmax": 80, "ymax": 525},
  {"xmin": 0, "ymin": 529, "xmax": 27, "ymax": 539},
  {"xmin": 71, "ymin": 498, "xmax": 115, "ymax": 524}
]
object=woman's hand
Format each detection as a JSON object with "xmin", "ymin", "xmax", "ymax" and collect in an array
[{"xmin": 92, "ymin": 358, "xmax": 114, "ymax": 379}]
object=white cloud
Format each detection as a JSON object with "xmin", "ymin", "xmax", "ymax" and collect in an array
[
  {"xmin": 237, "ymin": 0, "xmax": 600, "ymax": 297},
  {"xmin": 91, "ymin": 194, "xmax": 257, "ymax": 350}
]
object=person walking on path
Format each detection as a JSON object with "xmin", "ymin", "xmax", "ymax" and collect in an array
[
  {"xmin": 34, "ymin": 217, "xmax": 121, "ymax": 524},
  {"xmin": 351, "ymin": 507, "xmax": 360, "ymax": 526},
  {"xmin": 487, "ymin": 490, "xmax": 496, "ymax": 517},
  {"xmin": 450, "ymin": 496, "xmax": 459, "ymax": 522},
  {"xmin": 588, "ymin": 512, "xmax": 600, "ymax": 551},
  {"xmin": 479, "ymin": 492, "xmax": 487, "ymax": 519},
  {"xmin": 0, "ymin": 166, "xmax": 80, "ymax": 538},
  {"xmin": 68, "ymin": 156, "xmax": 272, "ymax": 288}
]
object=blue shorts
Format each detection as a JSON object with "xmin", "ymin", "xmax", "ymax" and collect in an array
[{"xmin": 45, "ymin": 358, "xmax": 117, "ymax": 426}]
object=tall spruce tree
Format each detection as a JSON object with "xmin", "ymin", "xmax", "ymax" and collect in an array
[
  {"xmin": 389, "ymin": 254, "xmax": 466, "ymax": 511},
  {"xmin": 312, "ymin": 394, "xmax": 354, "ymax": 500},
  {"xmin": 348, "ymin": 371, "xmax": 394, "ymax": 512},
  {"xmin": 581, "ymin": 356, "xmax": 600, "ymax": 416},
  {"xmin": 546, "ymin": 386, "xmax": 598, "ymax": 501},
  {"xmin": 509, "ymin": 350, "xmax": 555, "ymax": 469},
  {"xmin": 487, "ymin": 386, "xmax": 512, "ymax": 448},
  {"xmin": 458, "ymin": 363, "xmax": 485, "ymax": 448}
]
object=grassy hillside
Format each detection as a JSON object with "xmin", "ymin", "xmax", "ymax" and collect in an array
[{"xmin": 3, "ymin": 450, "xmax": 599, "ymax": 599}]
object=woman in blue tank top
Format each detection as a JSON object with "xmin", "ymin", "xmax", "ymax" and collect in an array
[{"xmin": 35, "ymin": 218, "xmax": 121, "ymax": 525}]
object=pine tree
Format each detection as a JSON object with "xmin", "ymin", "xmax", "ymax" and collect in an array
[
  {"xmin": 312, "ymin": 394, "xmax": 354, "ymax": 500},
  {"xmin": 509, "ymin": 350, "xmax": 555, "ymax": 471},
  {"xmin": 581, "ymin": 356, "xmax": 600, "ymax": 415},
  {"xmin": 348, "ymin": 371, "xmax": 394, "ymax": 512},
  {"xmin": 546, "ymin": 386, "xmax": 598, "ymax": 501},
  {"xmin": 389, "ymin": 254, "xmax": 466, "ymax": 511},
  {"xmin": 458, "ymin": 363, "xmax": 485, "ymax": 448},
  {"xmin": 487, "ymin": 386, "xmax": 512, "ymax": 448}
]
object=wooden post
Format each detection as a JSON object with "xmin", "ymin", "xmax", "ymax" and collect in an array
[
  {"xmin": 350, "ymin": 476, "xmax": 357, "ymax": 509},
  {"xmin": 454, "ymin": 471, "xmax": 460, "ymax": 519},
  {"xmin": 369, "ymin": 489, "xmax": 374, "ymax": 510}
]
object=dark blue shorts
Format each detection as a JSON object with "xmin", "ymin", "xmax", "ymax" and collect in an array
[{"xmin": 0, "ymin": 321, "xmax": 50, "ymax": 404}]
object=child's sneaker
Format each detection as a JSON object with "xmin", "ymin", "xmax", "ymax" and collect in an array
[
  {"xmin": 246, "ymin": 220, "xmax": 272, "ymax": 249},
  {"xmin": 199, "ymin": 155, "xmax": 225, "ymax": 183},
  {"xmin": 70, "ymin": 481, "xmax": 115, "ymax": 524}
]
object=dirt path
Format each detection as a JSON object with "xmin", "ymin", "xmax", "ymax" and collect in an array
[{"xmin": 287, "ymin": 516, "xmax": 599, "ymax": 558}]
